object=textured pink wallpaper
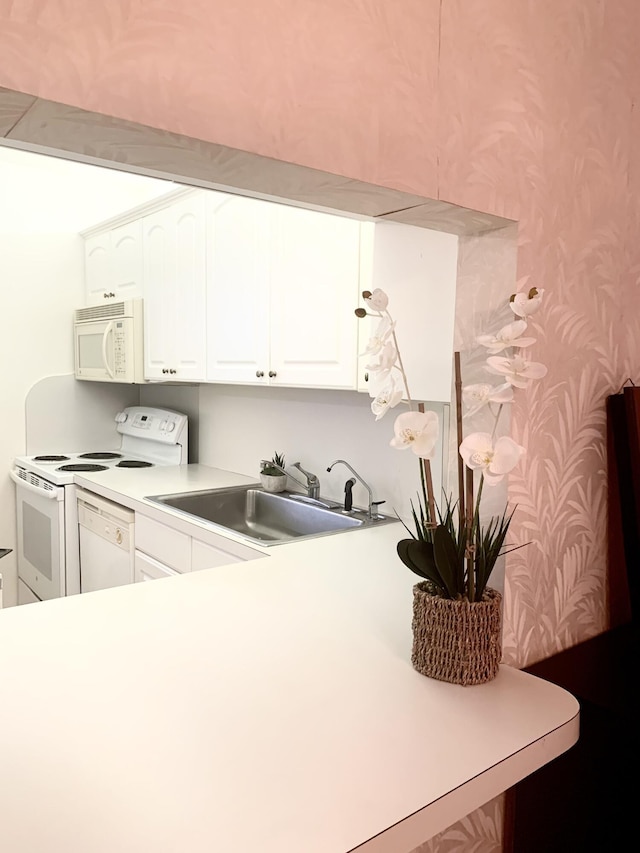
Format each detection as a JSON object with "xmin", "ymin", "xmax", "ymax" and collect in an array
[
  {"xmin": 0, "ymin": 0, "xmax": 440, "ymax": 197},
  {"xmin": 1, "ymin": 1, "xmax": 639, "ymax": 849},
  {"xmin": 440, "ymin": 0, "xmax": 640, "ymax": 666}
]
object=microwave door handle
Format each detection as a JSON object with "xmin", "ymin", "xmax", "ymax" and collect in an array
[
  {"xmin": 101, "ymin": 322, "xmax": 115, "ymax": 379},
  {"xmin": 9, "ymin": 470, "xmax": 61, "ymax": 499}
]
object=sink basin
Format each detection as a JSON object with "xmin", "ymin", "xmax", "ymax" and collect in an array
[{"xmin": 145, "ymin": 485, "xmax": 396, "ymax": 545}]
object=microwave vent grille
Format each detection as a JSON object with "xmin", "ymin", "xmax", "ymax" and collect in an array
[{"xmin": 75, "ymin": 302, "xmax": 130, "ymax": 322}]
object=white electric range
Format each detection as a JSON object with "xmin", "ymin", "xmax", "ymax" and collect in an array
[{"xmin": 10, "ymin": 406, "xmax": 188, "ymax": 604}]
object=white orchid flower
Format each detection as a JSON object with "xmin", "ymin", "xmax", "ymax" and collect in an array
[
  {"xmin": 390, "ymin": 410, "xmax": 439, "ymax": 459},
  {"xmin": 477, "ymin": 320, "xmax": 536, "ymax": 353},
  {"xmin": 486, "ymin": 354, "xmax": 547, "ymax": 388},
  {"xmin": 462, "ymin": 382, "xmax": 514, "ymax": 417},
  {"xmin": 365, "ymin": 340, "xmax": 397, "ymax": 383},
  {"xmin": 509, "ymin": 287, "xmax": 544, "ymax": 318},
  {"xmin": 371, "ymin": 380, "xmax": 403, "ymax": 421},
  {"xmin": 364, "ymin": 288, "xmax": 389, "ymax": 312},
  {"xmin": 459, "ymin": 432, "xmax": 525, "ymax": 485},
  {"xmin": 360, "ymin": 316, "xmax": 395, "ymax": 357}
]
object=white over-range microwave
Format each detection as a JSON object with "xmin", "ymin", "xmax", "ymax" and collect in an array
[{"xmin": 74, "ymin": 299, "xmax": 145, "ymax": 383}]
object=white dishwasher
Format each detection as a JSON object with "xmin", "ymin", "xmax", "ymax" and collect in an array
[{"xmin": 77, "ymin": 489, "xmax": 135, "ymax": 593}]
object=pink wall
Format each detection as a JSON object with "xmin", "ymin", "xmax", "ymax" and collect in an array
[
  {"xmin": 0, "ymin": 0, "xmax": 441, "ymax": 197},
  {"xmin": 2, "ymin": 2, "xmax": 639, "ymax": 846}
]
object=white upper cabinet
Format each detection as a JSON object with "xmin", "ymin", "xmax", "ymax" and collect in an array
[
  {"xmin": 84, "ymin": 220, "xmax": 144, "ymax": 305},
  {"xmin": 205, "ymin": 194, "xmax": 272, "ymax": 383},
  {"xmin": 269, "ymin": 205, "xmax": 362, "ymax": 388},
  {"xmin": 357, "ymin": 222, "xmax": 459, "ymax": 403},
  {"xmin": 206, "ymin": 196, "xmax": 363, "ymax": 390},
  {"xmin": 81, "ymin": 187, "xmax": 459, "ymax": 397},
  {"xmin": 142, "ymin": 193, "xmax": 207, "ymax": 382}
]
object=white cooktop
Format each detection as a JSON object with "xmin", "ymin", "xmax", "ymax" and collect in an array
[{"xmin": 13, "ymin": 406, "xmax": 188, "ymax": 486}]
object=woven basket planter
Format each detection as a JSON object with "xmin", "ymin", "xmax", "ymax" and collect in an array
[{"xmin": 411, "ymin": 582, "xmax": 503, "ymax": 686}]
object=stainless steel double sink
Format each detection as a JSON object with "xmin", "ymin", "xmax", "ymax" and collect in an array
[{"xmin": 145, "ymin": 484, "xmax": 396, "ymax": 546}]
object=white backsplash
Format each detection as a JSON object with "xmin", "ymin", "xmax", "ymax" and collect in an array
[
  {"xmin": 196, "ymin": 383, "xmax": 448, "ymax": 522},
  {"xmin": 24, "ymin": 374, "xmax": 139, "ymax": 453}
]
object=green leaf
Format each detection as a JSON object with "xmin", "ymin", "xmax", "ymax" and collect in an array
[
  {"xmin": 397, "ymin": 540, "xmax": 446, "ymax": 594},
  {"xmin": 473, "ymin": 507, "xmax": 515, "ymax": 599},
  {"xmin": 433, "ymin": 525, "xmax": 461, "ymax": 599}
]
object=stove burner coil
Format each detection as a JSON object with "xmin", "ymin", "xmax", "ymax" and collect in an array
[
  {"xmin": 56, "ymin": 463, "xmax": 109, "ymax": 472},
  {"xmin": 116, "ymin": 460, "xmax": 153, "ymax": 468},
  {"xmin": 33, "ymin": 455, "xmax": 70, "ymax": 462},
  {"xmin": 78, "ymin": 452, "xmax": 123, "ymax": 460}
]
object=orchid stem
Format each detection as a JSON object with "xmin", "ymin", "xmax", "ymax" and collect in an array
[
  {"xmin": 418, "ymin": 403, "xmax": 437, "ymax": 530},
  {"xmin": 385, "ymin": 310, "xmax": 413, "ymax": 408}
]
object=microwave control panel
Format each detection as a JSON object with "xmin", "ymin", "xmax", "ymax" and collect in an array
[{"xmin": 113, "ymin": 321, "xmax": 128, "ymax": 378}]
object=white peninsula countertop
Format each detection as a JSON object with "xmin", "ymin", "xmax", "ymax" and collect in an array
[{"xmin": 0, "ymin": 465, "xmax": 579, "ymax": 853}]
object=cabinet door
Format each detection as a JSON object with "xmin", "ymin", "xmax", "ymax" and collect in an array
[
  {"xmin": 171, "ymin": 195, "xmax": 208, "ymax": 380},
  {"xmin": 269, "ymin": 206, "xmax": 361, "ymax": 389},
  {"xmin": 359, "ymin": 222, "xmax": 459, "ymax": 403},
  {"xmin": 192, "ymin": 537, "xmax": 265, "ymax": 570},
  {"xmin": 143, "ymin": 207, "xmax": 174, "ymax": 378},
  {"xmin": 110, "ymin": 221, "xmax": 144, "ymax": 301},
  {"xmin": 206, "ymin": 195, "xmax": 272, "ymax": 383},
  {"xmin": 84, "ymin": 232, "xmax": 111, "ymax": 305},
  {"xmin": 143, "ymin": 193, "xmax": 207, "ymax": 381},
  {"xmin": 85, "ymin": 223, "xmax": 144, "ymax": 306},
  {"xmin": 134, "ymin": 550, "xmax": 181, "ymax": 582},
  {"xmin": 135, "ymin": 514, "xmax": 191, "ymax": 572}
]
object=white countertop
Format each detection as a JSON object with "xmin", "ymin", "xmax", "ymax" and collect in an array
[{"xmin": 0, "ymin": 465, "xmax": 579, "ymax": 853}]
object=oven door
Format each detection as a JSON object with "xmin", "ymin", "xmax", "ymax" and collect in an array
[{"xmin": 10, "ymin": 471, "xmax": 66, "ymax": 602}]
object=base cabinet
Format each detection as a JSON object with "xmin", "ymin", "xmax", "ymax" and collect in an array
[{"xmin": 134, "ymin": 513, "xmax": 266, "ymax": 580}]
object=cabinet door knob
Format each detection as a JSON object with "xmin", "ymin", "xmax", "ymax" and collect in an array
[
  {"xmin": 162, "ymin": 368, "xmax": 168, "ymax": 374},
  {"xmin": 364, "ymin": 372, "xmax": 369, "ymax": 382},
  {"xmin": 103, "ymin": 292, "xmax": 115, "ymax": 299},
  {"xmin": 268, "ymin": 370, "xmax": 277, "ymax": 378},
  {"xmin": 256, "ymin": 370, "xmax": 264, "ymax": 378},
  {"xmin": 169, "ymin": 369, "xmax": 177, "ymax": 375}
]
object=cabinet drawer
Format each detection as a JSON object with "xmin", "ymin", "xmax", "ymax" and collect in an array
[
  {"xmin": 135, "ymin": 515, "xmax": 190, "ymax": 572},
  {"xmin": 134, "ymin": 551, "xmax": 182, "ymax": 582},
  {"xmin": 192, "ymin": 536, "xmax": 265, "ymax": 571}
]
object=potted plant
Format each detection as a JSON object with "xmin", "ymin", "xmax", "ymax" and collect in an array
[
  {"xmin": 260, "ymin": 452, "xmax": 288, "ymax": 493},
  {"xmin": 355, "ymin": 286, "xmax": 546, "ymax": 685}
]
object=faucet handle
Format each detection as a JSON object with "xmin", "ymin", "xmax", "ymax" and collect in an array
[
  {"xmin": 371, "ymin": 501, "xmax": 386, "ymax": 516},
  {"xmin": 292, "ymin": 462, "xmax": 318, "ymax": 484},
  {"xmin": 291, "ymin": 462, "xmax": 320, "ymax": 499}
]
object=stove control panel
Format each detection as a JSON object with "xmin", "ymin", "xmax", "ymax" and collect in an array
[{"xmin": 115, "ymin": 407, "xmax": 188, "ymax": 446}]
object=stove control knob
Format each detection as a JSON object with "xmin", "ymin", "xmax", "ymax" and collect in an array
[
  {"xmin": 165, "ymin": 422, "xmax": 176, "ymax": 433},
  {"xmin": 115, "ymin": 412, "xmax": 128, "ymax": 424}
]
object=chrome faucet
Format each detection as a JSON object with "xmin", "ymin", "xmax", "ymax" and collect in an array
[
  {"xmin": 260, "ymin": 460, "xmax": 320, "ymax": 499},
  {"xmin": 326, "ymin": 460, "xmax": 384, "ymax": 519},
  {"xmin": 291, "ymin": 462, "xmax": 320, "ymax": 500}
]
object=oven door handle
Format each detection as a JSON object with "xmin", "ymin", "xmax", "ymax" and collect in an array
[
  {"xmin": 102, "ymin": 322, "xmax": 115, "ymax": 380},
  {"xmin": 9, "ymin": 470, "xmax": 62, "ymax": 499}
]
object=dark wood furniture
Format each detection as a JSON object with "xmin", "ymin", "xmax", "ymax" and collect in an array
[{"xmin": 506, "ymin": 387, "xmax": 638, "ymax": 851}]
